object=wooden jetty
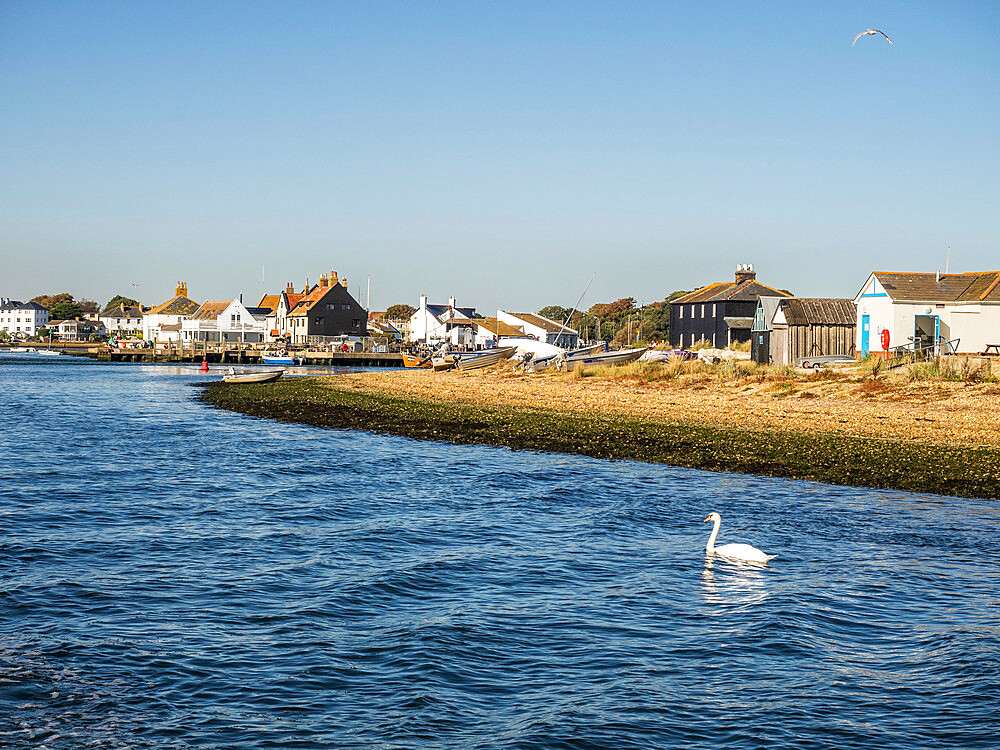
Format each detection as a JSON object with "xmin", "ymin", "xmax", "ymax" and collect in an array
[{"xmin": 63, "ymin": 342, "xmax": 406, "ymax": 367}]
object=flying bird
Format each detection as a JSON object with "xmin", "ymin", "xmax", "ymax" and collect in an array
[{"xmin": 852, "ymin": 29, "xmax": 893, "ymax": 46}]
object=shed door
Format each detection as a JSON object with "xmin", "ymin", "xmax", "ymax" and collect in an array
[{"xmin": 861, "ymin": 315, "xmax": 870, "ymax": 356}]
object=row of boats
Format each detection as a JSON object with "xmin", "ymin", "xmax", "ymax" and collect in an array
[
  {"xmin": 406, "ymin": 338, "xmax": 652, "ymax": 373},
  {"xmin": 1, "ymin": 347, "xmax": 65, "ymax": 356}
]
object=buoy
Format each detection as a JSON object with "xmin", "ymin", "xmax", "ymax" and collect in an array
[{"xmin": 200, "ymin": 360, "xmax": 209, "ymax": 373}]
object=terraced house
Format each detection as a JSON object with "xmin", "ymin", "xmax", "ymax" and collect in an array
[
  {"xmin": 143, "ymin": 282, "xmax": 201, "ymax": 344},
  {"xmin": 0, "ymin": 299, "xmax": 49, "ymax": 337}
]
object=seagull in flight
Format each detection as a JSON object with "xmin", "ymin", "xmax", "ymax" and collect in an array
[{"xmin": 853, "ymin": 29, "xmax": 893, "ymax": 46}]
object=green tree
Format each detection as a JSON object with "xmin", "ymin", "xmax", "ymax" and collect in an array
[
  {"xmin": 385, "ymin": 303, "xmax": 417, "ymax": 321},
  {"xmin": 49, "ymin": 301, "xmax": 82, "ymax": 320},
  {"xmin": 102, "ymin": 295, "xmax": 141, "ymax": 314},
  {"xmin": 538, "ymin": 305, "xmax": 572, "ymax": 323}
]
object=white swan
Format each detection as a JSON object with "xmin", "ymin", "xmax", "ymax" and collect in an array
[{"xmin": 704, "ymin": 512, "xmax": 776, "ymax": 563}]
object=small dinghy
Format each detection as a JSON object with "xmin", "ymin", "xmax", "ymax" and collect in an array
[{"xmin": 223, "ymin": 368, "xmax": 284, "ymax": 384}]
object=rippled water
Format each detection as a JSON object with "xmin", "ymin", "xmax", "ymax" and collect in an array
[{"xmin": 1, "ymin": 356, "xmax": 999, "ymax": 748}]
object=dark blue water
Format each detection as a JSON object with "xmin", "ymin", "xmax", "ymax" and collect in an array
[{"xmin": 1, "ymin": 356, "xmax": 998, "ymax": 748}]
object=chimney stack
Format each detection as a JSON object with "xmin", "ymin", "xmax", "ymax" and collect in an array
[
  {"xmin": 448, "ymin": 295, "xmax": 456, "ymax": 309},
  {"xmin": 304, "ymin": 278, "xmax": 310, "ymax": 293},
  {"xmin": 734, "ymin": 264, "xmax": 756, "ymax": 284},
  {"xmin": 286, "ymin": 281, "xmax": 294, "ymax": 293},
  {"xmin": 419, "ymin": 294, "xmax": 427, "ymax": 309},
  {"xmin": 331, "ymin": 270, "xmax": 338, "ymax": 284}
]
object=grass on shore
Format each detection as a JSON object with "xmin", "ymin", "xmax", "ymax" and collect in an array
[{"xmin": 200, "ymin": 377, "xmax": 1000, "ymax": 499}]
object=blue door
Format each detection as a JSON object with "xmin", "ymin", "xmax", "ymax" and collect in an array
[{"xmin": 861, "ymin": 315, "xmax": 870, "ymax": 356}]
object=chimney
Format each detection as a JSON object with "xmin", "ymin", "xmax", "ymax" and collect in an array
[
  {"xmin": 319, "ymin": 273, "xmax": 328, "ymax": 288},
  {"xmin": 175, "ymin": 281, "xmax": 188, "ymax": 297},
  {"xmin": 286, "ymin": 281, "xmax": 294, "ymax": 293},
  {"xmin": 340, "ymin": 276, "xmax": 348, "ymax": 288},
  {"xmin": 448, "ymin": 295, "xmax": 456, "ymax": 309},
  {"xmin": 419, "ymin": 294, "xmax": 427, "ymax": 309},
  {"xmin": 734, "ymin": 264, "xmax": 756, "ymax": 284},
  {"xmin": 331, "ymin": 270, "xmax": 338, "ymax": 284},
  {"xmin": 304, "ymin": 278, "xmax": 310, "ymax": 293}
]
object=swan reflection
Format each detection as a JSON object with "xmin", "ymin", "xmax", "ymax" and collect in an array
[{"xmin": 701, "ymin": 556, "xmax": 770, "ymax": 607}]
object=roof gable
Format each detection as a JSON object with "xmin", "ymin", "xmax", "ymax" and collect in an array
[
  {"xmin": 778, "ymin": 298, "xmax": 856, "ymax": 326},
  {"xmin": 674, "ymin": 279, "xmax": 793, "ymax": 304},
  {"xmin": 867, "ymin": 271, "xmax": 1000, "ymax": 302},
  {"xmin": 149, "ymin": 294, "xmax": 201, "ymax": 316}
]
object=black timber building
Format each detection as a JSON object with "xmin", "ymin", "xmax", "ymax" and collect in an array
[{"xmin": 669, "ymin": 265, "xmax": 793, "ymax": 349}]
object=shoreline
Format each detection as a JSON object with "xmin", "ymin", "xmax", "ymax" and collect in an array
[{"xmin": 198, "ymin": 371, "xmax": 1000, "ymax": 499}]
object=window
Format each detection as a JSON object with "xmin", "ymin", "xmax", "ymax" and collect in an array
[
  {"xmin": 326, "ymin": 303, "xmax": 336, "ymax": 310},
  {"xmin": 341, "ymin": 303, "xmax": 351, "ymax": 310},
  {"xmin": 678, "ymin": 306, "xmax": 683, "ymax": 319},
  {"xmin": 352, "ymin": 319, "xmax": 360, "ymax": 327},
  {"xmin": 314, "ymin": 317, "xmax": 324, "ymax": 325}
]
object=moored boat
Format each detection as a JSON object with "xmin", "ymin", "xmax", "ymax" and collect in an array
[
  {"xmin": 223, "ymin": 368, "xmax": 284, "ymax": 384},
  {"xmin": 36, "ymin": 349, "xmax": 64, "ymax": 356},
  {"xmin": 401, "ymin": 353, "xmax": 432, "ymax": 368},
  {"xmin": 261, "ymin": 353, "xmax": 301, "ymax": 365}
]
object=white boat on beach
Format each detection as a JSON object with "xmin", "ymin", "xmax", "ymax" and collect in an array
[
  {"xmin": 222, "ymin": 368, "xmax": 284, "ymax": 384},
  {"xmin": 453, "ymin": 346, "xmax": 518, "ymax": 371},
  {"xmin": 529, "ymin": 342, "xmax": 606, "ymax": 372},
  {"xmin": 561, "ymin": 346, "xmax": 649, "ymax": 368}
]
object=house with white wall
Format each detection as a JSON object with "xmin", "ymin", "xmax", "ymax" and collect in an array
[
  {"xmin": 143, "ymin": 282, "xmax": 201, "ymax": 343},
  {"xmin": 99, "ymin": 303, "xmax": 144, "ymax": 336},
  {"xmin": 181, "ymin": 298, "xmax": 269, "ymax": 343},
  {"xmin": 257, "ymin": 282, "xmax": 306, "ymax": 341},
  {"xmin": 497, "ymin": 311, "xmax": 578, "ymax": 348},
  {"xmin": 0, "ymin": 299, "xmax": 49, "ymax": 337},
  {"xmin": 408, "ymin": 295, "xmax": 477, "ymax": 344},
  {"xmin": 853, "ymin": 271, "xmax": 1000, "ymax": 356}
]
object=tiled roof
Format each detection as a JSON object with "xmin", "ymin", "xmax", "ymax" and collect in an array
[
  {"xmin": 873, "ymin": 271, "xmax": 1000, "ymax": 302},
  {"xmin": 257, "ymin": 294, "xmax": 280, "ymax": 312},
  {"xmin": 285, "ymin": 293, "xmax": 304, "ymax": 310},
  {"xmin": 100, "ymin": 304, "xmax": 143, "ymax": 319},
  {"xmin": 674, "ymin": 279, "xmax": 793, "ymax": 304},
  {"xmin": 780, "ymin": 298, "xmax": 856, "ymax": 326},
  {"xmin": 0, "ymin": 300, "xmax": 48, "ymax": 311},
  {"xmin": 190, "ymin": 301, "xmax": 230, "ymax": 320},
  {"xmin": 474, "ymin": 318, "xmax": 524, "ymax": 336},
  {"xmin": 149, "ymin": 294, "xmax": 201, "ymax": 316},
  {"xmin": 245, "ymin": 307, "xmax": 271, "ymax": 316},
  {"xmin": 509, "ymin": 312, "xmax": 574, "ymax": 333}
]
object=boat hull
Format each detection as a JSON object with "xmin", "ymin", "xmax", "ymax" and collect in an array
[
  {"xmin": 401, "ymin": 353, "xmax": 432, "ymax": 368},
  {"xmin": 223, "ymin": 369, "xmax": 284, "ymax": 384},
  {"xmin": 261, "ymin": 355, "xmax": 300, "ymax": 365},
  {"xmin": 564, "ymin": 347, "xmax": 649, "ymax": 368},
  {"xmin": 454, "ymin": 346, "xmax": 518, "ymax": 371}
]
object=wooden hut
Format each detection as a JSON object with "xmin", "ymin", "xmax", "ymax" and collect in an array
[
  {"xmin": 770, "ymin": 298, "xmax": 857, "ymax": 365},
  {"xmin": 750, "ymin": 296, "xmax": 784, "ymax": 364}
]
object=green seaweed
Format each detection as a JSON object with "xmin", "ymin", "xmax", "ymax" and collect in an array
[{"xmin": 199, "ymin": 378, "xmax": 1000, "ymax": 499}]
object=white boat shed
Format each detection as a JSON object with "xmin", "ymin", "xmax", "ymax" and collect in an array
[{"xmin": 853, "ymin": 271, "xmax": 1000, "ymax": 356}]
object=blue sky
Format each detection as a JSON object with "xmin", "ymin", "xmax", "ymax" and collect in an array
[{"xmin": 1, "ymin": 1, "xmax": 997, "ymax": 313}]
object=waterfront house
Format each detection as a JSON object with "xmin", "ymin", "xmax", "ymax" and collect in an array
[
  {"xmin": 768, "ymin": 298, "xmax": 857, "ymax": 365},
  {"xmin": 143, "ymin": 282, "xmax": 201, "ymax": 344},
  {"xmin": 408, "ymin": 295, "xmax": 476, "ymax": 344},
  {"xmin": 49, "ymin": 318, "xmax": 106, "ymax": 341},
  {"xmin": 853, "ymin": 271, "xmax": 1000, "ymax": 356},
  {"xmin": 99, "ymin": 303, "xmax": 144, "ymax": 337},
  {"xmin": 497, "ymin": 311, "xmax": 578, "ymax": 348},
  {"xmin": 182, "ymin": 298, "xmax": 269, "ymax": 344},
  {"xmin": 285, "ymin": 271, "xmax": 368, "ymax": 344},
  {"xmin": 0, "ymin": 299, "xmax": 49, "ymax": 337},
  {"xmin": 670, "ymin": 264, "xmax": 793, "ymax": 349},
  {"xmin": 257, "ymin": 282, "xmax": 306, "ymax": 342}
]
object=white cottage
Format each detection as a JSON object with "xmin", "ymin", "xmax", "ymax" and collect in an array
[
  {"xmin": 408, "ymin": 295, "xmax": 476, "ymax": 344},
  {"xmin": 0, "ymin": 299, "xmax": 49, "ymax": 337},
  {"xmin": 496, "ymin": 311, "xmax": 578, "ymax": 348},
  {"xmin": 143, "ymin": 282, "xmax": 201, "ymax": 343},
  {"xmin": 182, "ymin": 298, "xmax": 269, "ymax": 343},
  {"xmin": 853, "ymin": 271, "xmax": 1000, "ymax": 356},
  {"xmin": 99, "ymin": 303, "xmax": 144, "ymax": 336}
]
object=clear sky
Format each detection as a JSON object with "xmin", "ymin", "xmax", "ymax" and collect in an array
[{"xmin": 1, "ymin": 1, "xmax": 997, "ymax": 313}]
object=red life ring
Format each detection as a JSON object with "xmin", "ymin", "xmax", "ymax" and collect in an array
[{"xmin": 880, "ymin": 329, "xmax": 890, "ymax": 350}]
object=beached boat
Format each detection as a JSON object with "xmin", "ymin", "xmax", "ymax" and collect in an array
[
  {"xmin": 223, "ymin": 368, "xmax": 284, "ymax": 384},
  {"xmin": 453, "ymin": 346, "xmax": 518, "ymax": 371},
  {"xmin": 431, "ymin": 355, "xmax": 456, "ymax": 372},
  {"xmin": 261, "ymin": 354, "xmax": 301, "ymax": 365},
  {"xmin": 401, "ymin": 353, "xmax": 432, "ymax": 368},
  {"xmin": 529, "ymin": 342, "xmax": 606, "ymax": 372},
  {"xmin": 562, "ymin": 346, "xmax": 649, "ymax": 368}
]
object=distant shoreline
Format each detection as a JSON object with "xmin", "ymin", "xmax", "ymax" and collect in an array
[{"xmin": 198, "ymin": 373, "xmax": 1000, "ymax": 500}]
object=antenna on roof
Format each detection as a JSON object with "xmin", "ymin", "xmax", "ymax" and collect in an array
[{"xmin": 945, "ymin": 246, "xmax": 950, "ymax": 275}]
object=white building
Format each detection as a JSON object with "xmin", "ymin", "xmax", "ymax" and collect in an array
[
  {"xmin": 49, "ymin": 319, "xmax": 106, "ymax": 341},
  {"xmin": 181, "ymin": 298, "xmax": 269, "ymax": 343},
  {"xmin": 99, "ymin": 303, "xmax": 144, "ymax": 336},
  {"xmin": 497, "ymin": 310, "xmax": 579, "ymax": 348},
  {"xmin": 408, "ymin": 295, "xmax": 477, "ymax": 344},
  {"xmin": 257, "ymin": 283, "xmax": 307, "ymax": 342},
  {"xmin": 143, "ymin": 282, "xmax": 201, "ymax": 344},
  {"xmin": 0, "ymin": 299, "xmax": 49, "ymax": 337},
  {"xmin": 853, "ymin": 271, "xmax": 1000, "ymax": 356}
]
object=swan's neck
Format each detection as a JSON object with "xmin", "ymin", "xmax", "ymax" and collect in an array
[{"xmin": 706, "ymin": 517, "xmax": 721, "ymax": 553}]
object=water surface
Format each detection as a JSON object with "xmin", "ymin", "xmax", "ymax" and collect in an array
[{"xmin": 1, "ymin": 356, "xmax": 998, "ymax": 748}]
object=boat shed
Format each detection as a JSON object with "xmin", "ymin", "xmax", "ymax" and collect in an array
[
  {"xmin": 770, "ymin": 298, "xmax": 857, "ymax": 366},
  {"xmin": 750, "ymin": 296, "xmax": 784, "ymax": 364}
]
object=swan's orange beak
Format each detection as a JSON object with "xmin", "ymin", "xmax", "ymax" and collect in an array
[{"xmin": 703, "ymin": 515, "xmax": 712, "ymax": 522}]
